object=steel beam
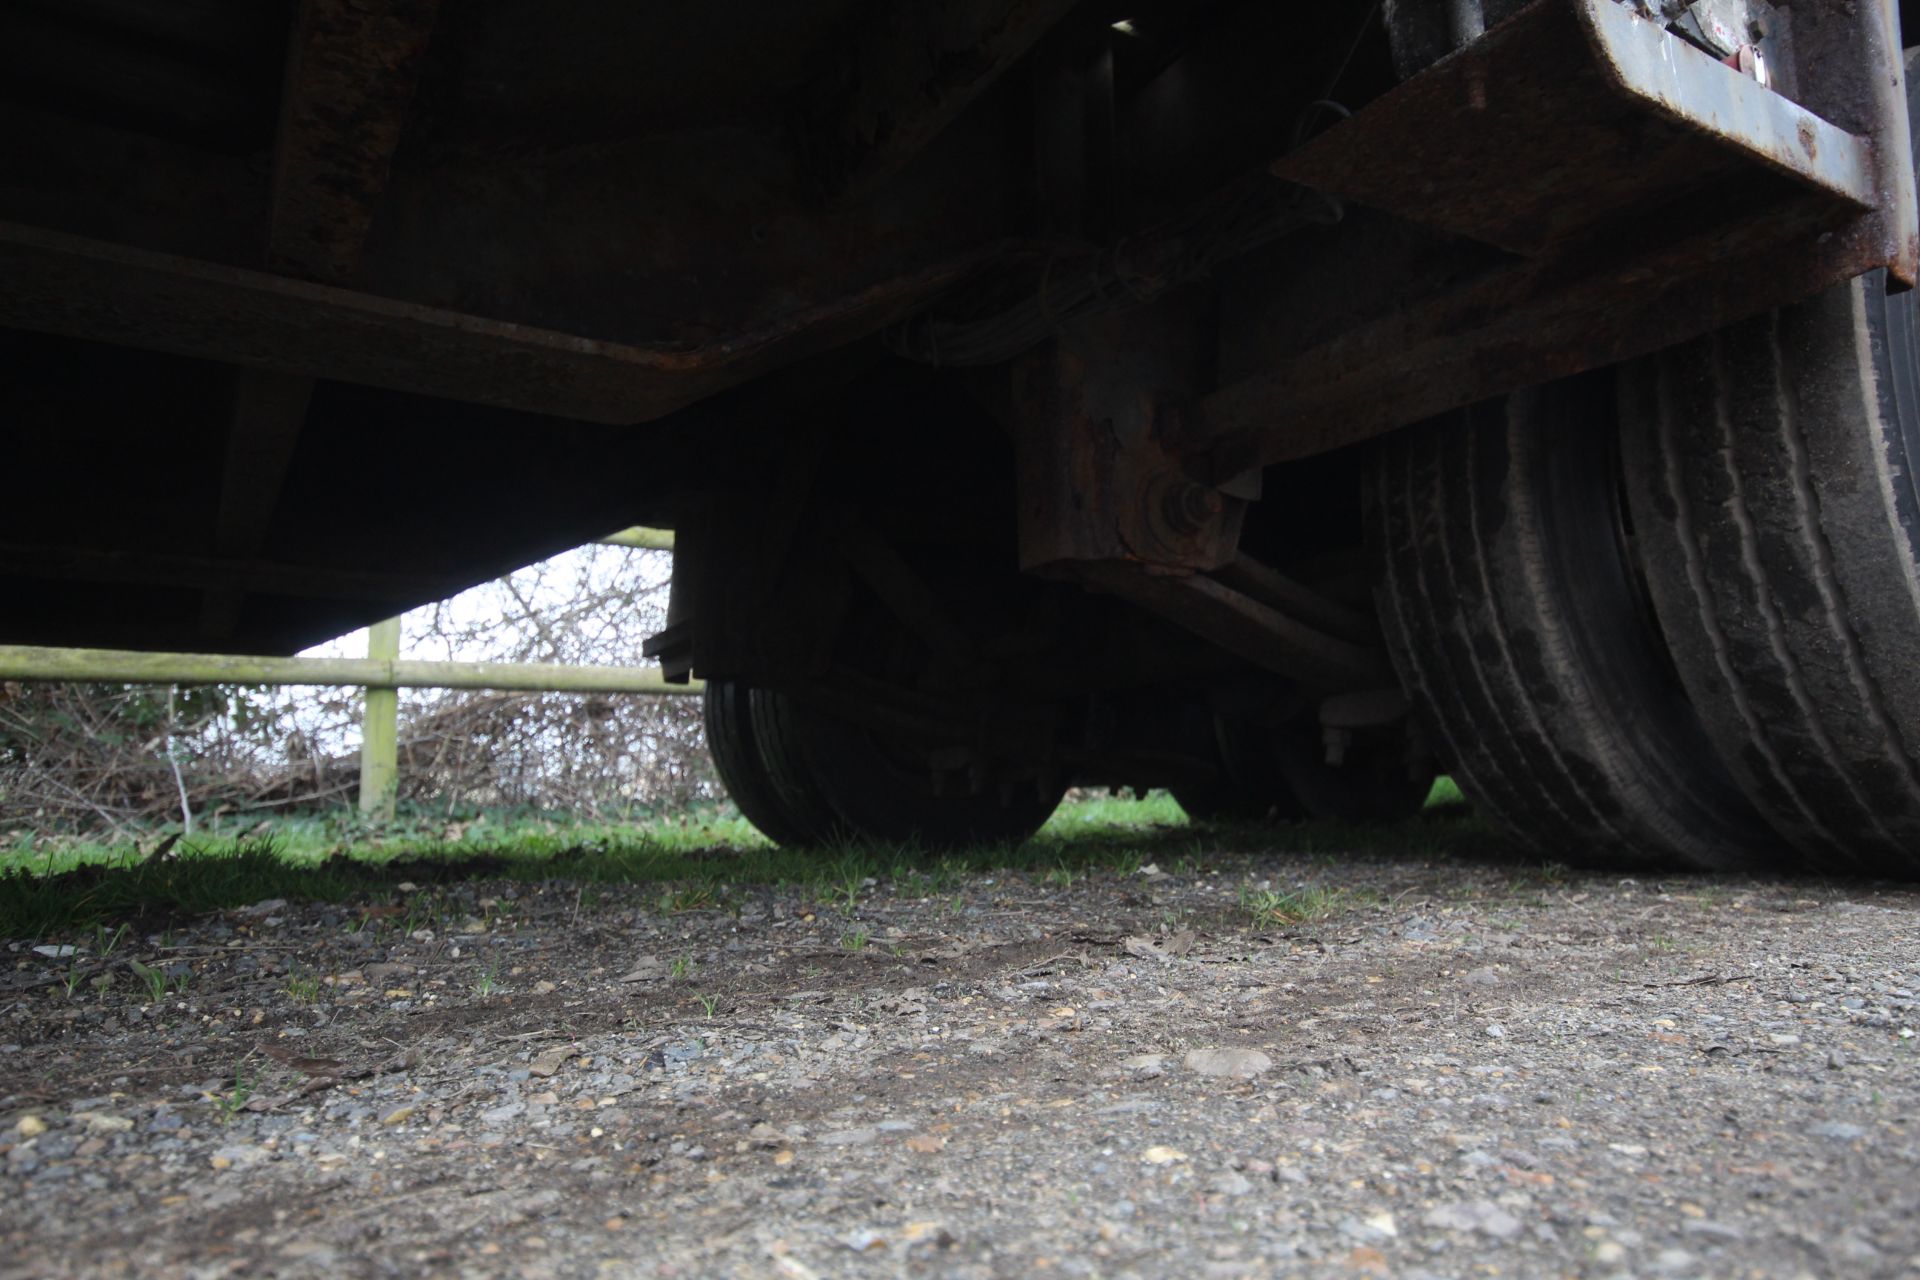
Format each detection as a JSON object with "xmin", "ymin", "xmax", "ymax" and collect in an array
[
  {"xmin": 268, "ymin": 0, "xmax": 441, "ymax": 283},
  {"xmin": 1074, "ymin": 563, "xmax": 1389, "ymax": 694},
  {"xmin": 830, "ymin": 0, "xmax": 1079, "ymax": 197},
  {"xmin": 200, "ymin": 371, "xmax": 316, "ymax": 638},
  {"xmin": 0, "ymin": 220, "xmax": 987, "ymax": 425},
  {"xmin": 0, "ymin": 540, "xmax": 465, "ymax": 603}
]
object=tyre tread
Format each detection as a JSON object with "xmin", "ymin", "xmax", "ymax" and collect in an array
[
  {"xmin": 1373, "ymin": 389, "xmax": 1776, "ymax": 868},
  {"xmin": 1621, "ymin": 284, "xmax": 1920, "ymax": 875},
  {"xmin": 702, "ymin": 681, "xmax": 818, "ymax": 847}
]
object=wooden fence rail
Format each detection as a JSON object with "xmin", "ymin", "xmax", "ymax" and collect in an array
[
  {"xmin": 0, "ymin": 646, "xmax": 700, "ymax": 696},
  {"xmin": 1, "ymin": 528, "xmax": 692, "ymax": 820}
]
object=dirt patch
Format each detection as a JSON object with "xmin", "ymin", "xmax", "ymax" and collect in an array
[{"xmin": 3, "ymin": 844, "xmax": 1918, "ymax": 1278}]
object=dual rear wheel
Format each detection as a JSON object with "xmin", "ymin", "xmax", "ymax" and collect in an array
[{"xmin": 1372, "ymin": 270, "xmax": 1920, "ymax": 877}]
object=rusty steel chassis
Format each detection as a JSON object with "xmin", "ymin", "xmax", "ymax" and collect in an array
[
  {"xmin": 1, "ymin": 0, "xmax": 1913, "ymax": 782},
  {"xmin": 1014, "ymin": 0, "xmax": 1915, "ymax": 728},
  {"xmin": 752, "ymin": 0, "xmax": 1920, "ymax": 786}
]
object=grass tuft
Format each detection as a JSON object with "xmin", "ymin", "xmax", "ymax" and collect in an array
[{"xmin": 1238, "ymin": 883, "xmax": 1358, "ymax": 928}]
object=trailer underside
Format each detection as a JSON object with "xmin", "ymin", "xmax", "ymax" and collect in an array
[{"xmin": 6, "ymin": 0, "xmax": 1920, "ymax": 871}]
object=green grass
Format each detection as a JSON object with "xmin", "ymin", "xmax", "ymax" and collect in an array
[
  {"xmin": 1237, "ymin": 883, "xmax": 1361, "ymax": 928},
  {"xmin": 1040, "ymin": 789, "xmax": 1188, "ymax": 836},
  {"xmin": 0, "ymin": 782, "xmax": 1489, "ymax": 938},
  {"xmin": 1427, "ymin": 776, "xmax": 1467, "ymax": 810},
  {"xmin": 2, "ymin": 804, "xmax": 766, "ymax": 872}
]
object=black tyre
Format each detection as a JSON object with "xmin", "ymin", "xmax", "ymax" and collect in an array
[
  {"xmin": 1369, "ymin": 380, "xmax": 1782, "ymax": 869},
  {"xmin": 702, "ymin": 680, "xmax": 831, "ymax": 846},
  {"xmin": 1174, "ymin": 715, "xmax": 1433, "ymax": 824},
  {"xmin": 752, "ymin": 690, "xmax": 1065, "ymax": 849},
  {"xmin": 1272, "ymin": 726, "xmax": 1435, "ymax": 824},
  {"xmin": 1619, "ymin": 274, "xmax": 1920, "ymax": 877},
  {"xmin": 1169, "ymin": 780, "xmax": 1289, "ymax": 825},
  {"xmin": 1172, "ymin": 716, "xmax": 1311, "ymax": 824}
]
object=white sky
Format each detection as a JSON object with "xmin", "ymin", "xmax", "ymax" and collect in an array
[{"xmin": 298, "ymin": 543, "xmax": 673, "ymax": 665}]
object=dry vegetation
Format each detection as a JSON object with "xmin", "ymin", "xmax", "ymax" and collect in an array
[{"xmin": 0, "ymin": 545, "xmax": 713, "ymax": 841}]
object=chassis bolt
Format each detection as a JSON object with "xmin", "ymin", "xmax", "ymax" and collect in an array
[{"xmin": 1157, "ymin": 478, "xmax": 1223, "ymax": 537}]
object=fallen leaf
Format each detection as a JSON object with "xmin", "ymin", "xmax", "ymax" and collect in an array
[
  {"xmin": 529, "ymin": 1045, "xmax": 576, "ymax": 1077},
  {"xmin": 256, "ymin": 1042, "xmax": 346, "ymax": 1075},
  {"xmin": 1121, "ymin": 930, "xmax": 1196, "ymax": 961},
  {"xmin": 374, "ymin": 1047, "xmax": 421, "ymax": 1076},
  {"xmin": 1142, "ymin": 1145, "xmax": 1188, "ymax": 1165},
  {"xmin": 905, "ymin": 1133, "xmax": 945, "ymax": 1154}
]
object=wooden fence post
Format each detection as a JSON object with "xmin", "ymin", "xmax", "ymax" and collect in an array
[{"xmin": 358, "ymin": 616, "xmax": 402, "ymax": 820}]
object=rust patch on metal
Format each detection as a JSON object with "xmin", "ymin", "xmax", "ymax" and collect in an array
[{"xmin": 268, "ymin": 0, "xmax": 442, "ymax": 283}]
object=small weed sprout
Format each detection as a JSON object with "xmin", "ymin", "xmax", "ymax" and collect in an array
[
  {"xmin": 833, "ymin": 875, "xmax": 863, "ymax": 916},
  {"xmin": 474, "ymin": 960, "xmax": 502, "ymax": 998},
  {"xmin": 127, "ymin": 958, "xmax": 169, "ymax": 1003},
  {"xmin": 93, "ymin": 922, "xmax": 129, "ymax": 958},
  {"xmin": 697, "ymin": 993, "xmax": 719, "ymax": 1019},
  {"xmin": 284, "ymin": 968, "xmax": 322, "ymax": 1003},
  {"xmin": 670, "ymin": 954, "xmax": 694, "ymax": 981},
  {"xmin": 840, "ymin": 926, "xmax": 870, "ymax": 952},
  {"xmin": 215, "ymin": 1067, "xmax": 257, "ymax": 1124}
]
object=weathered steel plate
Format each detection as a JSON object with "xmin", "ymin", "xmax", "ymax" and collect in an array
[{"xmin": 1274, "ymin": 0, "xmax": 1874, "ymax": 257}]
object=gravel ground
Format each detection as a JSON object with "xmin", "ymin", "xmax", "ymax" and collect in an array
[{"xmin": 3, "ymin": 838, "xmax": 1919, "ymax": 1279}]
